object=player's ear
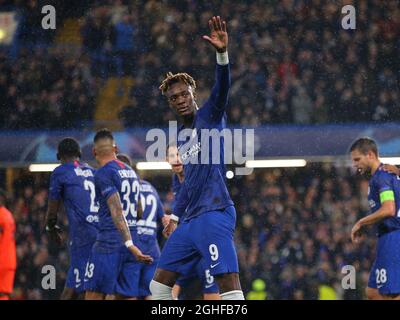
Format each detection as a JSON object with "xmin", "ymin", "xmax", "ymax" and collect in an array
[
  {"xmin": 368, "ymin": 150, "xmax": 374, "ymax": 159},
  {"xmin": 92, "ymin": 147, "xmax": 96, "ymax": 158}
]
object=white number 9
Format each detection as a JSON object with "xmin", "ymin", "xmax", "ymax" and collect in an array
[{"xmin": 209, "ymin": 244, "xmax": 219, "ymax": 261}]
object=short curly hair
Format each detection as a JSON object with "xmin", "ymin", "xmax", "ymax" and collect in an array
[{"xmin": 159, "ymin": 72, "xmax": 196, "ymax": 95}]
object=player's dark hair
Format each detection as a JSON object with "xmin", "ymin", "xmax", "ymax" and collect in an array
[
  {"xmin": 57, "ymin": 137, "xmax": 81, "ymax": 160},
  {"xmin": 159, "ymin": 72, "xmax": 196, "ymax": 95},
  {"xmin": 350, "ymin": 137, "xmax": 378, "ymax": 156},
  {"xmin": 94, "ymin": 128, "xmax": 114, "ymax": 143},
  {"xmin": 117, "ymin": 153, "xmax": 132, "ymax": 167}
]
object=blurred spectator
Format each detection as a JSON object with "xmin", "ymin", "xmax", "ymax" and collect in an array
[
  {"xmin": 110, "ymin": 13, "xmax": 136, "ymax": 77},
  {"xmin": 246, "ymin": 278, "xmax": 268, "ymax": 300},
  {"xmin": 81, "ymin": 12, "xmax": 109, "ymax": 78}
]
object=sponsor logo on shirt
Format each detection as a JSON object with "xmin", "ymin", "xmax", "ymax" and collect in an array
[
  {"xmin": 86, "ymin": 215, "xmax": 99, "ymax": 223},
  {"xmin": 180, "ymin": 142, "xmax": 201, "ymax": 161},
  {"xmin": 369, "ymin": 199, "xmax": 376, "ymax": 209}
]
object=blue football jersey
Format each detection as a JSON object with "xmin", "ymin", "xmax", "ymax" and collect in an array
[
  {"xmin": 368, "ymin": 164, "xmax": 400, "ymax": 236},
  {"xmin": 135, "ymin": 180, "xmax": 165, "ymax": 258},
  {"xmin": 94, "ymin": 159, "xmax": 141, "ymax": 250},
  {"xmin": 48, "ymin": 161, "xmax": 98, "ymax": 248},
  {"xmin": 174, "ymin": 64, "xmax": 234, "ymax": 221}
]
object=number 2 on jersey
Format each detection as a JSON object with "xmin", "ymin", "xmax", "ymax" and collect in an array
[{"xmin": 83, "ymin": 180, "xmax": 99, "ymax": 213}]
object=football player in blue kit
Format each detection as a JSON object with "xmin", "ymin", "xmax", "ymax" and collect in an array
[
  {"xmin": 84, "ymin": 129, "xmax": 153, "ymax": 300},
  {"xmin": 350, "ymin": 137, "xmax": 400, "ymax": 300},
  {"xmin": 45, "ymin": 138, "xmax": 99, "ymax": 300},
  {"xmin": 150, "ymin": 16, "xmax": 244, "ymax": 300},
  {"xmin": 113, "ymin": 153, "xmax": 168, "ymax": 299},
  {"xmin": 166, "ymin": 144, "xmax": 219, "ymax": 300}
]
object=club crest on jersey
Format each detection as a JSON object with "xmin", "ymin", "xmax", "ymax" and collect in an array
[
  {"xmin": 369, "ymin": 199, "xmax": 376, "ymax": 208},
  {"xmin": 86, "ymin": 215, "xmax": 99, "ymax": 223}
]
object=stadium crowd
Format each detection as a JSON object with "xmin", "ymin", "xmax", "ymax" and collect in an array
[
  {"xmin": 8, "ymin": 164, "xmax": 373, "ymax": 299},
  {"xmin": 1, "ymin": 0, "xmax": 399, "ymax": 129},
  {"xmin": 0, "ymin": 48, "xmax": 97, "ymax": 130}
]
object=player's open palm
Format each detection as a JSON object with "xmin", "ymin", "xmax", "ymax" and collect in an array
[
  {"xmin": 129, "ymin": 246, "xmax": 153, "ymax": 264},
  {"xmin": 203, "ymin": 16, "xmax": 228, "ymax": 52}
]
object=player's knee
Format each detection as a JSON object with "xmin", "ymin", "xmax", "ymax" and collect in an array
[
  {"xmin": 215, "ymin": 272, "xmax": 241, "ymax": 292},
  {"xmin": 150, "ymin": 280, "xmax": 173, "ymax": 300},
  {"xmin": 366, "ymin": 287, "xmax": 381, "ymax": 300},
  {"xmin": 61, "ymin": 287, "xmax": 77, "ymax": 300},
  {"xmin": 153, "ymin": 268, "xmax": 180, "ymax": 287}
]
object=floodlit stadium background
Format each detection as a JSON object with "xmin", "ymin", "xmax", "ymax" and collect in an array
[{"xmin": 0, "ymin": 0, "xmax": 399, "ymax": 299}]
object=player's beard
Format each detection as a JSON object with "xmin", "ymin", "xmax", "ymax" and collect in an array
[{"xmin": 358, "ymin": 167, "xmax": 372, "ymax": 179}]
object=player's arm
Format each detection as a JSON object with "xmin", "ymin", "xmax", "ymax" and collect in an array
[
  {"xmin": 107, "ymin": 192, "xmax": 153, "ymax": 264},
  {"xmin": 203, "ymin": 16, "xmax": 231, "ymax": 113},
  {"xmin": 359, "ymin": 197, "xmax": 395, "ymax": 226},
  {"xmin": 45, "ymin": 199, "xmax": 61, "ymax": 229},
  {"xmin": 351, "ymin": 190, "xmax": 396, "ymax": 243},
  {"xmin": 45, "ymin": 171, "xmax": 64, "ymax": 244},
  {"xmin": 163, "ymin": 184, "xmax": 189, "ymax": 237},
  {"xmin": 156, "ymin": 194, "xmax": 169, "ymax": 227},
  {"xmin": 137, "ymin": 199, "xmax": 143, "ymax": 220},
  {"xmin": 45, "ymin": 199, "xmax": 63, "ymax": 245}
]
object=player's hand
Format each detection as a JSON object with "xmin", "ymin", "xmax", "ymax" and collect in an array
[
  {"xmin": 382, "ymin": 164, "xmax": 400, "ymax": 176},
  {"xmin": 351, "ymin": 222, "xmax": 363, "ymax": 244},
  {"xmin": 129, "ymin": 245, "xmax": 154, "ymax": 264},
  {"xmin": 203, "ymin": 16, "xmax": 228, "ymax": 53},
  {"xmin": 163, "ymin": 220, "xmax": 178, "ymax": 238},
  {"xmin": 137, "ymin": 201, "xmax": 144, "ymax": 220},
  {"xmin": 161, "ymin": 215, "xmax": 171, "ymax": 228},
  {"xmin": 46, "ymin": 225, "xmax": 63, "ymax": 246}
]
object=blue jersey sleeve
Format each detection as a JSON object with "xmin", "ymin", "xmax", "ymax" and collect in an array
[
  {"xmin": 201, "ymin": 64, "xmax": 231, "ymax": 122},
  {"xmin": 156, "ymin": 195, "xmax": 165, "ymax": 220},
  {"xmin": 48, "ymin": 168, "xmax": 64, "ymax": 201},
  {"xmin": 95, "ymin": 169, "xmax": 118, "ymax": 201},
  {"xmin": 377, "ymin": 171, "xmax": 394, "ymax": 193},
  {"xmin": 173, "ymin": 182, "xmax": 189, "ymax": 219}
]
